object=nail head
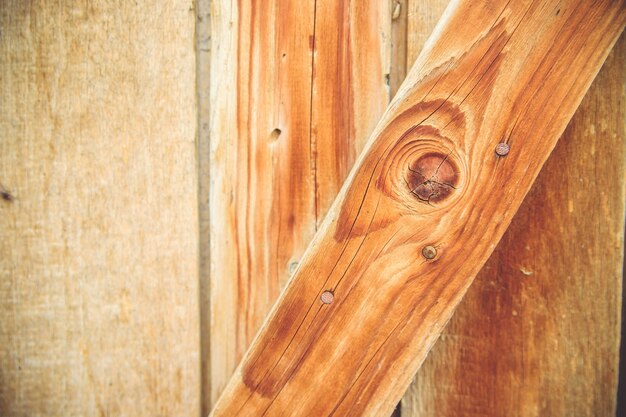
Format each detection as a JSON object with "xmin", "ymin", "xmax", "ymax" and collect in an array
[
  {"xmin": 422, "ymin": 245, "xmax": 437, "ymax": 260},
  {"xmin": 495, "ymin": 142, "xmax": 510, "ymax": 156},
  {"xmin": 320, "ymin": 291, "xmax": 334, "ymax": 304}
]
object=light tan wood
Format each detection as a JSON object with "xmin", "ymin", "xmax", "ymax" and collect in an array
[
  {"xmin": 0, "ymin": 2, "xmax": 199, "ymax": 416},
  {"xmin": 210, "ymin": 1, "xmax": 625, "ymax": 415},
  {"xmin": 402, "ymin": 33, "xmax": 626, "ymax": 417},
  {"xmin": 406, "ymin": 0, "xmax": 449, "ymax": 67},
  {"xmin": 311, "ymin": 0, "xmax": 391, "ymax": 221},
  {"xmin": 208, "ymin": 0, "xmax": 390, "ymax": 407}
]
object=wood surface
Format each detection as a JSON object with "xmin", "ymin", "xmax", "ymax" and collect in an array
[
  {"xmin": 310, "ymin": 0, "xmax": 391, "ymax": 222},
  {"xmin": 1, "ymin": 1, "xmax": 622, "ymax": 416},
  {"xmin": 0, "ymin": 2, "xmax": 200, "ymax": 416},
  {"xmin": 210, "ymin": 1, "xmax": 625, "ymax": 415},
  {"xmin": 390, "ymin": 0, "xmax": 409, "ymax": 100},
  {"xmin": 402, "ymin": 32, "xmax": 626, "ymax": 417},
  {"xmin": 208, "ymin": 0, "xmax": 390, "ymax": 407},
  {"xmin": 209, "ymin": 0, "xmax": 315, "ymax": 404},
  {"xmin": 197, "ymin": 0, "xmax": 212, "ymax": 415},
  {"xmin": 406, "ymin": 1, "xmax": 449, "ymax": 67}
]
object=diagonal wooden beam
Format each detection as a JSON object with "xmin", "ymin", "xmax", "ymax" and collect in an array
[{"xmin": 210, "ymin": 1, "xmax": 625, "ymax": 416}]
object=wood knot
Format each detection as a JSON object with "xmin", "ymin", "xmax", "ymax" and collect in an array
[{"xmin": 406, "ymin": 152, "xmax": 458, "ymax": 204}]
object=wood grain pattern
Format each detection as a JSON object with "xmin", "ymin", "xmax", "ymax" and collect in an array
[
  {"xmin": 209, "ymin": 0, "xmax": 316, "ymax": 404},
  {"xmin": 406, "ymin": 0, "xmax": 449, "ymax": 67},
  {"xmin": 0, "ymin": 2, "xmax": 199, "ymax": 416},
  {"xmin": 311, "ymin": 0, "xmax": 391, "ymax": 222},
  {"xmin": 402, "ymin": 33, "xmax": 626, "ymax": 417},
  {"xmin": 210, "ymin": 1, "xmax": 625, "ymax": 415},
  {"xmin": 210, "ymin": 1, "xmax": 315, "ymax": 400},
  {"xmin": 400, "ymin": 4, "xmax": 451, "ymax": 413},
  {"xmin": 208, "ymin": 0, "xmax": 390, "ymax": 407}
]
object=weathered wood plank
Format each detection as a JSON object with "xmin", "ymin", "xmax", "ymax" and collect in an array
[
  {"xmin": 210, "ymin": 1, "xmax": 625, "ymax": 415},
  {"xmin": 209, "ymin": 0, "xmax": 317, "ymax": 404},
  {"xmin": 403, "ymin": 33, "xmax": 626, "ymax": 417},
  {"xmin": 390, "ymin": 0, "xmax": 409, "ymax": 99},
  {"xmin": 406, "ymin": 0, "xmax": 449, "ymax": 67},
  {"xmin": 311, "ymin": 0, "xmax": 391, "ymax": 222},
  {"xmin": 208, "ymin": 0, "xmax": 390, "ymax": 408},
  {"xmin": 0, "ymin": 2, "xmax": 199, "ymax": 416}
]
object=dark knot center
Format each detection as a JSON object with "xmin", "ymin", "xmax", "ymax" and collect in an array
[{"xmin": 406, "ymin": 152, "xmax": 459, "ymax": 204}]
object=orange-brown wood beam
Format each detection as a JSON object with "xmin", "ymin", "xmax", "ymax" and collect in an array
[
  {"xmin": 210, "ymin": 1, "xmax": 625, "ymax": 416},
  {"xmin": 208, "ymin": 0, "xmax": 390, "ymax": 407}
]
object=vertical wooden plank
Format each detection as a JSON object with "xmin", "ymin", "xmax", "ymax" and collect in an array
[
  {"xmin": 0, "ymin": 2, "xmax": 200, "ymax": 416},
  {"xmin": 209, "ymin": 0, "xmax": 317, "ymax": 405},
  {"xmin": 390, "ymin": 0, "xmax": 409, "ymax": 98},
  {"xmin": 406, "ymin": 0, "xmax": 449, "ymax": 66},
  {"xmin": 311, "ymin": 0, "xmax": 391, "ymax": 222},
  {"xmin": 208, "ymin": 0, "xmax": 391, "ymax": 408},
  {"xmin": 402, "ymin": 9, "xmax": 625, "ymax": 417}
]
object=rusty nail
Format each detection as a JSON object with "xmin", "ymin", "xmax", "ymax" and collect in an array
[
  {"xmin": 422, "ymin": 245, "xmax": 437, "ymax": 260},
  {"xmin": 495, "ymin": 142, "xmax": 510, "ymax": 156},
  {"xmin": 320, "ymin": 291, "xmax": 334, "ymax": 304}
]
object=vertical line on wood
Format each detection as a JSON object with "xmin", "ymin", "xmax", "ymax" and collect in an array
[
  {"xmin": 309, "ymin": 0, "xmax": 319, "ymax": 230},
  {"xmin": 196, "ymin": 0, "xmax": 212, "ymax": 415}
]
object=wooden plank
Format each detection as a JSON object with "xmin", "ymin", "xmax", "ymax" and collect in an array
[
  {"xmin": 311, "ymin": 0, "xmax": 391, "ymax": 222},
  {"xmin": 406, "ymin": 0, "xmax": 449, "ymax": 67},
  {"xmin": 208, "ymin": 0, "xmax": 390, "ymax": 408},
  {"xmin": 402, "ymin": 33, "xmax": 626, "ymax": 417},
  {"xmin": 209, "ymin": 1, "xmax": 625, "ymax": 416},
  {"xmin": 0, "ymin": 2, "xmax": 199, "ymax": 416},
  {"xmin": 209, "ymin": 0, "xmax": 317, "ymax": 404},
  {"xmin": 390, "ymin": 0, "xmax": 409, "ymax": 99}
]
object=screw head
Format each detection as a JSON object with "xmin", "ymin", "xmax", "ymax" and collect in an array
[
  {"xmin": 495, "ymin": 142, "xmax": 510, "ymax": 156},
  {"xmin": 320, "ymin": 291, "xmax": 334, "ymax": 304},
  {"xmin": 422, "ymin": 245, "xmax": 437, "ymax": 260}
]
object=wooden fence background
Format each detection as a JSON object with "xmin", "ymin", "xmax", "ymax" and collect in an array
[{"xmin": 0, "ymin": 1, "xmax": 624, "ymax": 416}]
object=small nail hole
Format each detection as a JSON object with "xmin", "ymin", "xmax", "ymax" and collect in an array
[{"xmin": 270, "ymin": 128, "xmax": 282, "ymax": 142}]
